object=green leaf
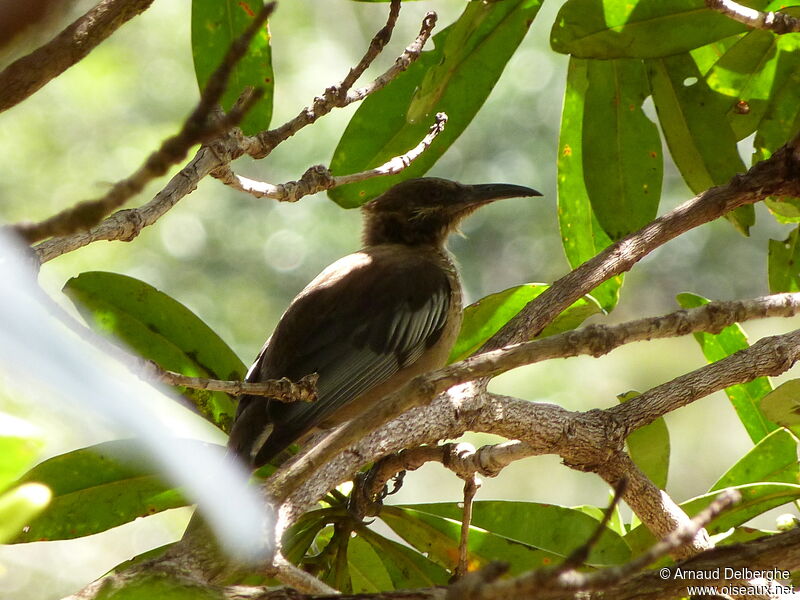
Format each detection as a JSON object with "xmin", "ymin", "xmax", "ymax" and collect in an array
[
  {"xmin": 96, "ymin": 573, "xmax": 224, "ymax": 600},
  {"xmin": 618, "ymin": 391, "xmax": 670, "ymax": 489},
  {"xmin": 381, "ymin": 505, "xmax": 562, "ymax": 575},
  {"xmin": 348, "ymin": 535, "xmax": 394, "ymax": 593},
  {"xmin": 550, "ymin": 0, "xmax": 765, "ymax": 59},
  {"xmin": 0, "ymin": 419, "xmax": 43, "ymax": 492},
  {"xmin": 753, "ymin": 35, "xmax": 800, "ymax": 165},
  {"xmin": 11, "ymin": 440, "xmax": 192, "ymax": 543},
  {"xmin": 448, "ymin": 284, "xmax": 603, "ymax": 363},
  {"xmin": 626, "ymin": 482, "xmax": 800, "ymax": 553},
  {"xmin": 356, "ymin": 527, "xmax": 449, "ymax": 588},
  {"xmin": 282, "ymin": 509, "xmax": 333, "ymax": 564},
  {"xmin": 647, "ymin": 54, "xmax": 753, "ymax": 234},
  {"xmin": 676, "ymin": 292, "xmax": 777, "ymax": 443},
  {"xmin": 389, "ymin": 501, "xmax": 630, "ymax": 567},
  {"xmin": 191, "ymin": 0, "xmax": 273, "ymax": 135},
  {"xmin": 760, "ymin": 380, "xmax": 800, "ymax": 434},
  {"xmin": 582, "ymin": 59, "xmax": 662, "ymax": 240},
  {"xmin": 768, "ymin": 226, "xmax": 800, "ymax": 293},
  {"xmin": 558, "ymin": 57, "xmax": 623, "ymax": 312},
  {"xmin": 328, "ymin": 0, "xmax": 542, "ymax": 208},
  {"xmin": 64, "ymin": 272, "xmax": 245, "ymax": 432},
  {"xmin": 0, "ymin": 484, "xmax": 51, "ymax": 543},
  {"xmin": 710, "ymin": 428, "xmax": 800, "ymax": 490},
  {"xmin": 704, "ymin": 30, "xmax": 798, "ymax": 141}
]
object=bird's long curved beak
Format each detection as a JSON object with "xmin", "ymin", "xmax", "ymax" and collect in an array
[{"xmin": 463, "ymin": 183, "xmax": 542, "ymax": 205}]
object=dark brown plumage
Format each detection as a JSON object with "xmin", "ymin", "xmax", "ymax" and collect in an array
[{"xmin": 228, "ymin": 177, "xmax": 541, "ymax": 468}]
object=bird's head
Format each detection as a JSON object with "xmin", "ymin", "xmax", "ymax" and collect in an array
[{"xmin": 361, "ymin": 177, "xmax": 542, "ymax": 247}]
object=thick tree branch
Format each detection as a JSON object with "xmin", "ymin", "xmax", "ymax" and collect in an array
[
  {"xmin": 212, "ymin": 112, "xmax": 448, "ymax": 202},
  {"xmin": 0, "ymin": 0, "xmax": 156, "ymax": 113},
  {"xmin": 267, "ymin": 292, "xmax": 800, "ymax": 505},
  {"xmin": 12, "ymin": 3, "xmax": 273, "ymax": 245},
  {"xmin": 706, "ymin": 0, "xmax": 800, "ymax": 33}
]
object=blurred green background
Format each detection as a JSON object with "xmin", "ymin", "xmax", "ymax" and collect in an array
[{"xmin": 1, "ymin": 0, "xmax": 799, "ymax": 598}]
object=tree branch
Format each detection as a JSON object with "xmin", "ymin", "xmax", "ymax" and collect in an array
[
  {"xmin": 705, "ymin": 0, "xmax": 800, "ymax": 33},
  {"xmin": 0, "ymin": 0, "xmax": 156, "ymax": 113},
  {"xmin": 11, "ymin": 3, "xmax": 274, "ymax": 245},
  {"xmin": 212, "ymin": 112, "xmax": 448, "ymax": 202},
  {"xmin": 267, "ymin": 292, "xmax": 800, "ymax": 506},
  {"xmin": 251, "ymin": 10, "xmax": 437, "ymax": 158},
  {"xmin": 484, "ymin": 135, "xmax": 800, "ymax": 350},
  {"xmin": 30, "ymin": 4, "xmax": 438, "ymax": 263}
]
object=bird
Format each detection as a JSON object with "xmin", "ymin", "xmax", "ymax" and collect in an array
[{"xmin": 228, "ymin": 177, "xmax": 541, "ymax": 468}]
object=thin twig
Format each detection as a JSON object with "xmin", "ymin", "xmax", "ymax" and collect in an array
[
  {"xmin": 251, "ymin": 10, "xmax": 438, "ymax": 158},
  {"xmin": 338, "ymin": 0, "xmax": 401, "ymax": 93},
  {"xmin": 148, "ymin": 362, "xmax": 318, "ymax": 403},
  {"xmin": 11, "ymin": 4, "xmax": 274, "ymax": 245},
  {"xmin": 706, "ymin": 0, "xmax": 800, "ymax": 33},
  {"xmin": 455, "ymin": 475, "xmax": 481, "ymax": 580},
  {"xmin": 213, "ymin": 113, "xmax": 448, "ymax": 201},
  {"xmin": 0, "ymin": 0, "xmax": 156, "ymax": 113},
  {"xmin": 30, "ymin": 5, "xmax": 438, "ymax": 264}
]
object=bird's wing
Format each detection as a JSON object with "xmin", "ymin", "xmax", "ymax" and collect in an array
[{"xmin": 232, "ymin": 249, "xmax": 452, "ymax": 461}]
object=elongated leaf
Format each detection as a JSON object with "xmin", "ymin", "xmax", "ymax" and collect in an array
[
  {"xmin": 550, "ymin": 0, "xmax": 769, "ymax": 58},
  {"xmin": 64, "ymin": 272, "xmax": 244, "ymax": 432},
  {"xmin": 329, "ymin": 0, "xmax": 542, "ymax": 207},
  {"xmin": 381, "ymin": 505, "xmax": 562, "ymax": 575},
  {"xmin": 618, "ymin": 391, "xmax": 670, "ymax": 489},
  {"xmin": 583, "ymin": 59, "xmax": 662, "ymax": 240},
  {"xmin": 94, "ymin": 573, "xmax": 224, "ymax": 600},
  {"xmin": 404, "ymin": 501, "xmax": 630, "ymax": 566},
  {"xmin": 676, "ymin": 293, "xmax": 776, "ymax": 443},
  {"xmin": 449, "ymin": 284, "xmax": 603, "ymax": 363},
  {"xmin": 710, "ymin": 428, "xmax": 800, "ymax": 490},
  {"xmin": 356, "ymin": 527, "xmax": 449, "ymax": 588},
  {"xmin": 0, "ymin": 424, "xmax": 43, "ymax": 492},
  {"xmin": 11, "ymin": 440, "xmax": 193, "ymax": 542},
  {"xmin": 753, "ymin": 35, "xmax": 800, "ymax": 165},
  {"xmin": 768, "ymin": 226, "xmax": 800, "ymax": 293},
  {"xmin": 760, "ymin": 380, "xmax": 800, "ymax": 438},
  {"xmin": 647, "ymin": 54, "xmax": 753, "ymax": 234},
  {"xmin": 348, "ymin": 536, "xmax": 393, "ymax": 593},
  {"xmin": 704, "ymin": 30, "xmax": 794, "ymax": 141},
  {"xmin": 558, "ymin": 57, "xmax": 623, "ymax": 312},
  {"xmin": 191, "ymin": 0, "xmax": 273, "ymax": 135},
  {"xmin": 282, "ymin": 508, "xmax": 334, "ymax": 564},
  {"xmin": 626, "ymin": 482, "xmax": 800, "ymax": 553},
  {"xmin": 0, "ymin": 484, "xmax": 51, "ymax": 543}
]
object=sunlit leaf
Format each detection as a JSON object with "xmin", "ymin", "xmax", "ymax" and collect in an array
[
  {"xmin": 191, "ymin": 0, "xmax": 273, "ymax": 135},
  {"xmin": 647, "ymin": 54, "xmax": 753, "ymax": 234},
  {"xmin": 676, "ymin": 293, "xmax": 776, "ymax": 443},
  {"xmin": 356, "ymin": 527, "xmax": 449, "ymax": 588},
  {"xmin": 558, "ymin": 57, "xmax": 623, "ymax": 312},
  {"xmin": 329, "ymin": 0, "xmax": 543, "ymax": 207},
  {"xmin": 550, "ymin": 0, "xmax": 766, "ymax": 58},
  {"xmin": 348, "ymin": 535, "xmax": 394, "ymax": 593},
  {"xmin": 768, "ymin": 226, "xmax": 800, "ymax": 293},
  {"xmin": 11, "ymin": 440, "xmax": 193, "ymax": 543},
  {"xmin": 583, "ymin": 59, "xmax": 662, "ymax": 240},
  {"xmin": 449, "ymin": 284, "xmax": 603, "ymax": 363},
  {"xmin": 618, "ymin": 391, "xmax": 670, "ymax": 489},
  {"xmin": 710, "ymin": 427, "xmax": 800, "ymax": 490},
  {"xmin": 64, "ymin": 272, "xmax": 245, "ymax": 432}
]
